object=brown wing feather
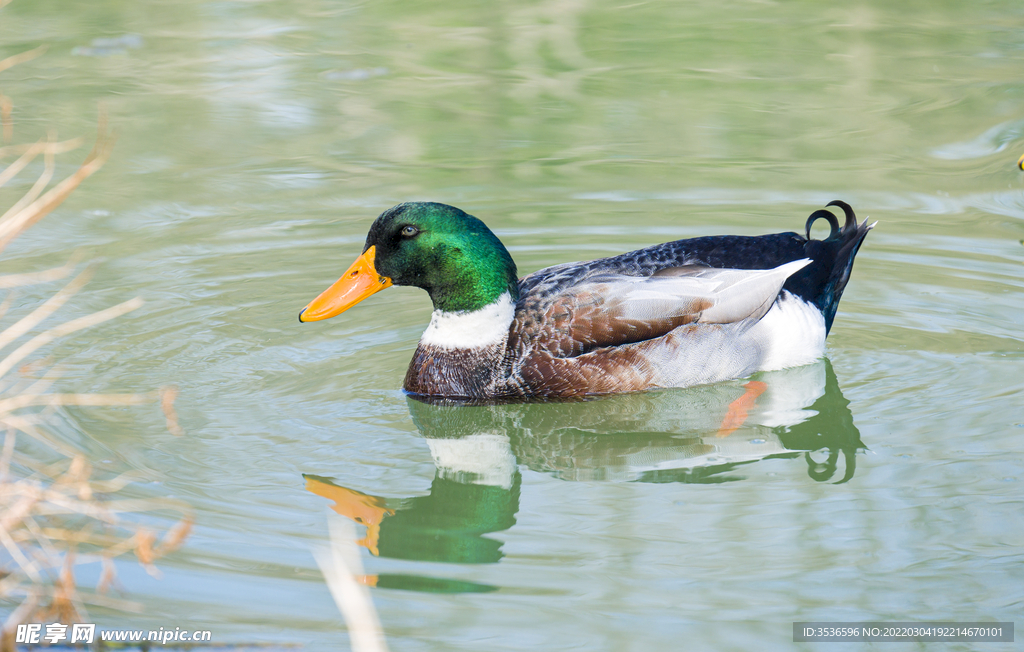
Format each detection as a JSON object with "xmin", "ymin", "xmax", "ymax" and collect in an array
[
  {"xmin": 514, "ymin": 260, "xmax": 809, "ymax": 360},
  {"xmin": 532, "ymin": 286, "xmax": 709, "ymax": 357},
  {"xmin": 500, "ymin": 261, "xmax": 813, "ymax": 397}
]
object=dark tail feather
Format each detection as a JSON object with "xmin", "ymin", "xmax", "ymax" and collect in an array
[
  {"xmin": 805, "ymin": 200, "xmax": 859, "ymax": 240},
  {"xmin": 789, "ymin": 201, "xmax": 873, "ymax": 334}
]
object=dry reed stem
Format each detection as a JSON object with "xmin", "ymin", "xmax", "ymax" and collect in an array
[
  {"xmin": 0, "ymin": 258, "xmax": 76, "ymax": 289},
  {"xmin": 0, "ymin": 296, "xmax": 144, "ymax": 379},
  {"xmin": 160, "ymin": 386, "xmax": 185, "ymax": 436},
  {"xmin": 0, "ymin": 45, "xmax": 46, "ymax": 76},
  {"xmin": 17, "ymin": 364, "xmax": 61, "ymax": 399},
  {"xmin": 0, "ymin": 135, "xmax": 56, "ymax": 221},
  {"xmin": 19, "ymin": 517, "xmax": 61, "ymax": 571},
  {"xmin": 0, "ymin": 120, "xmax": 114, "ymax": 254},
  {"xmin": 0, "ymin": 524, "xmax": 40, "ymax": 581},
  {"xmin": 0, "ymin": 392, "xmax": 154, "ymax": 413},
  {"xmin": 1, "ymin": 28, "xmax": 191, "ymax": 644},
  {"xmin": 96, "ymin": 557, "xmax": 116, "ymax": 593},
  {"xmin": 0, "ymin": 416, "xmax": 78, "ymax": 459},
  {"xmin": 0, "ymin": 96, "xmax": 10, "ymax": 145},
  {"xmin": 0, "ymin": 138, "xmax": 47, "ymax": 187},
  {"xmin": 0, "ymin": 429, "xmax": 12, "ymax": 471},
  {"xmin": 0, "ymin": 593, "xmax": 37, "ymax": 652},
  {"xmin": 0, "ymin": 138, "xmax": 84, "ymax": 160},
  {"xmin": 1, "ymin": 428, "xmax": 195, "ymax": 622},
  {"xmin": 0, "ymin": 266, "xmax": 93, "ymax": 354}
]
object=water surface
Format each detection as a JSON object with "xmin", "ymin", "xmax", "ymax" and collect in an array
[{"xmin": 1, "ymin": 0, "xmax": 1022, "ymax": 650}]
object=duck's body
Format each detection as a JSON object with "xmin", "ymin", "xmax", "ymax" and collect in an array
[{"xmin": 300, "ymin": 201, "xmax": 871, "ymax": 399}]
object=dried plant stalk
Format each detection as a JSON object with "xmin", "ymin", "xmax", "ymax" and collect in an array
[
  {"xmin": 0, "ymin": 95, "xmax": 10, "ymax": 144},
  {"xmin": 0, "ymin": 26, "xmax": 191, "ymax": 651},
  {"xmin": 0, "ymin": 258, "xmax": 76, "ymax": 289},
  {"xmin": 0, "ymin": 119, "xmax": 114, "ymax": 254},
  {"xmin": 0, "ymin": 137, "xmax": 84, "ymax": 160},
  {"xmin": 0, "ymin": 46, "xmax": 47, "ymax": 76}
]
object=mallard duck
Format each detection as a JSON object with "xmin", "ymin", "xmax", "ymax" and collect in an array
[{"xmin": 300, "ymin": 201, "xmax": 872, "ymax": 399}]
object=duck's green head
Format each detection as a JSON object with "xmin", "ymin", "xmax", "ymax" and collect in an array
[{"xmin": 299, "ymin": 202, "xmax": 519, "ymax": 321}]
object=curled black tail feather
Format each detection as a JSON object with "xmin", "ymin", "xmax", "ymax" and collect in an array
[
  {"xmin": 826, "ymin": 200, "xmax": 858, "ymax": 231},
  {"xmin": 791, "ymin": 200, "xmax": 873, "ymax": 334},
  {"xmin": 805, "ymin": 209, "xmax": 840, "ymax": 240},
  {"xmin": 806, "ymin": 200, "xmax": 858, "ymax": 240}
]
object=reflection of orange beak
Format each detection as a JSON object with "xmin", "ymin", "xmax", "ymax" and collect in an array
[
  {"xmin": 299, "ymin": 246, "xmax": 393, "ymax": 322},
  {"xmin": 304, "ymin": 476, "xmax": 394, "ymax": 557},
  {"xmin": 304, "ymin": 476, "xmax": 394, "ymax": 526}
]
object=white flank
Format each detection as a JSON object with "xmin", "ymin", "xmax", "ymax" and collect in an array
[
  {"xmin": 419, "ymin": 291, "xmax": 515, "ymax": 349},
  {"xmin": 751, "ymin": 291, "xmax": 827, "ymax": 371}
]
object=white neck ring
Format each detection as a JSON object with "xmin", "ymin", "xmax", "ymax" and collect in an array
[{"xmin": 419, "ymin": 291, "xmax": 515, "ymax": 350}]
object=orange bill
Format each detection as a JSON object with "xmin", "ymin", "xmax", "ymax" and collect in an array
[{"xmin": 299, "ymin": 245, "xmax": 393, "ymax": 322}]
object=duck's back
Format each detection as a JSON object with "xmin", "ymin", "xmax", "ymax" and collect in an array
[
  {"xmin": 518, "ymin": 200, "xmax": 871, "ymax": 335},
  {"xmin": 499, "ymin": 201, "xmax": 871, "ymax": 397}
]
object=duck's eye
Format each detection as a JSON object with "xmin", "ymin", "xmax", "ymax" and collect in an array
[{"xmin": 400, "ymin": 225, "xmax": 419, "ymax": 238}]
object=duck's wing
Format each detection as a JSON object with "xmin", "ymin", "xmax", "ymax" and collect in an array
[{"xmin": 514, "ymin": 258, "xmax": 810, "ymax": 358}]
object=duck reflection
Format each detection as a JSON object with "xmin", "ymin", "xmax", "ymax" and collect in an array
[
  {"xmin": 305, "ymin": 470, "xmax": 519, "ymax": 565},
  {"xmin": 409, "ymin": 358, "xmax": 862, "ymax": 485},
  {"xmin": 305, "ymin": 359, "xmax": 862, "ymax": 586}
]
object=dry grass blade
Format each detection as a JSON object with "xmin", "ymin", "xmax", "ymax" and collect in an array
[
  {"xmin": 0, "ymin": 429, "xmax": 13, "ymax": 482},
  {"xmin": 1, "ymin": 482, "xmax": 43, "ymax": 530},
  {"xmin": 0, "ymin": 296, "xmax": 143, "ymax": 380},
  {"xmin": 0, "ymin": 137, "xmax": 84, "ymax": 160},
  {"xmin": 19, "ymin": 518, "xmax": 63, "ymax": 583},
  {"xmin": 0, "ymin": 266, "xmax": 93, "ymax": 354},
  {"xmin": 0, "ymin": 138, "xmax": 47, "ymax": 187},
  {"xmin": 0, "ymin": 259, "xmax": 76, "ymax": 289},
  {"xmin": 155, "ymin": 515, "xmax": 193, "ymax": 556},
  {"xmin": 1, "ymin": 593, "xmax": 38, "ymax": 652},
  {"xmin": 0, "ymin": 416, "xmax": 78, "ymax": 459},
  {"xmin": 160, "ymin": 386, "xmax": 185, "ymax": 436},
  {"xmin": 0, "ymin": 118, "xmax": 114, "ymax": 254},
  {"xmin": 0, "ymin": 392, "xmax": 154, "ymax": 414},
  {"xmin": 0, "ymin": 96, "xmax": 10, "ymax": 145},
  {"xmin": 0, "ymin": 521, "xmax": 43, "ymax": 582},
  {"xmin": 14, "ymin": 365, "xmax": 62, "ymax": 399},
  {"xmin": 0, "ymin": 135, "xmax": 56, "ymax": 221},
  {"xmin": 1, "ymin": 21, "xmax": 192, "ymax": 642},
  {"xmin": 0, "ymin": 45, "xmax": 47, "ymax": 76},
  {"xmin": 96, "ymin": 557, "xmax": 117, "ymax": 594},
  {"xmin": 1, "ymin": 425, "xmax": 196, "ymax": 615}
]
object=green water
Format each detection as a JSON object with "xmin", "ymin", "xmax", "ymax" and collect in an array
[{"xmin": 2, "ymin": 0, "xmax": 1022, "ymax": 650}]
